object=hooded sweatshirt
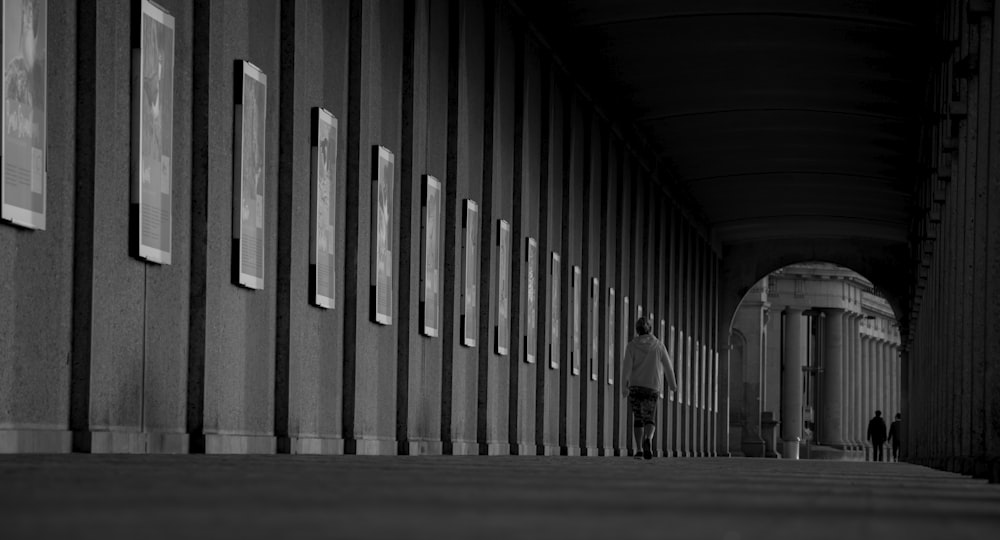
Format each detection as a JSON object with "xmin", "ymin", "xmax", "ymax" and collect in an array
[{"xmin": 620, "ymin": 333, "xmax": 677, "ymax": 395}]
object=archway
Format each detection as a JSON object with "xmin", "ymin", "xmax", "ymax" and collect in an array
[{"xmin": 723, "ymin": 261, "xmax": 903, "ymax": 461}]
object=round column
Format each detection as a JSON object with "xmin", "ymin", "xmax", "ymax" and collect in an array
[
  {"xmin": 782, "ymin": 307, "xmax": 805, "ymax": 459},
  {"xmin": 850, "ymin": 314, "xmax": 862, "ymax": 450},
  {"xmin": 892, "ymin": 344, "xmax": 903, "ymax": 414},
  {"xmin": 862, "ymin": 335, "xmax": 872, "ymax": 455},
  {"xmin": 820, "ymin": 308, "xmax": 845, "ymax": 448},
  {"xmin": 841, "ymin": 313, "xmax": 854, "ymax": 449},
  {"xmin": 878, "ymin": 341, "xmax": 892, "ymax": 416}
]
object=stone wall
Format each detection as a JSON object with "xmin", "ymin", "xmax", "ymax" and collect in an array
[{"xmin": 0, "ymin": 0, "xmax": 719, "ymax": 455}]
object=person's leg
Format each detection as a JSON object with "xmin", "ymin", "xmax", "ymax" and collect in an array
[
  {"xmin": 643, "ymin": 423, "xmax": 656, "ymax": 459},
  {"xmin": 628, "ymin": 388, "xmax": 643, "ymax": 457},
  {"xmin": 640, "ymin": 392, "xmax": 657, "ymax": 459}
]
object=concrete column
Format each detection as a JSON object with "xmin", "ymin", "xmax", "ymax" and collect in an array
[
  {"xmin": 894, "ymin": 344, "xmax": 901, "ymax": 417},
  {"xmin": 861, "ymin": 335, "xmax": 871, "ymax": 456},
  {"xmin": 819, "ymin": 308, "xmax": 844, "ymax": 448},
  {"xmin": 685, "ymin": 334, "xmax": 694, "ymax": 456},
  {"xmin": 852, "ymin": 316, "xmax": 863, "ymax": 451},
  {"xmin": 876, "ymin": 339, "xmax": 885, "ymax": 415},
  {"xmin": 848, "ymin": 313, "xmax": 860, "ymax": 450},
  {"xmin": 878, "ymin": 341, "xmax": 894, "ymax": 416},
  {"xmin": 894, "ymin": 345, "xmax": 901, "ymax": 417},
  {"xmin": 691, "ymin": 339, "xmax": 704, "ymax": 457},
  {"xmin": 840, "ymin": 313, "xmax": 852, "ymax": 449},
  {"xmin": 782, "ymin": 307, "xmax": 805, "ymax": 458},
  {"xmin": 712, "ymin": 350, "xmax": 719, "ymax": 456},
  {"xmin": 702, "ymin": 343, "xmax": 710, "ymax": 455},
  {"xmin": 879, "ymin": 340, "xmax": 888, "ymax": 416},
  {"xmin": 873, "ymin": 338, "xmax": 880, "ymax": 416}
]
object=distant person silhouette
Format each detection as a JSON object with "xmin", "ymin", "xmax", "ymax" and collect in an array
[
  {"xmin": 887, "ymin": 413, "xmax": 902, "ymax": 462},
  {"xmin": 867, "ymin": 410, "xmax": 888, "ymax": 462}
]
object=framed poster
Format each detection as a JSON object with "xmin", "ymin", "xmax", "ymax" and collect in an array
[
  {"xmin": 670, "ymin": 324, "xmax": 677, "ymax": 401},
  {"xmin": 2, "ymin": 0, "xmax": 46, "ymax": 229},
  {"xmin": 420, "ymin": 174, "xmax": 442, "ymax": 337},
  {"xmin": 310, "ymin": 107, "xmax": 337, "ymax": 308},
  {"xmin": 622, "ymin": 295, "xmax": 629, "ymax": 345},
  {"xmin": 607, "ymin": 287, "xmax": 615, "ymax": 385},
  {"xmin": 571, "ymin": 265, "xmax": 581, "ymax": 376},
  {"xmin": 233, "ymin": 59, "xmax": 267, "ymax": 290},
  {"xmin": 524, "ymin": 237, "xmax": 537, "ymax": 364},
  {"xmin": 371, "ymin": 145, "xmax": 394, "ymax": 324},
  {"xmin": 549, "ymin": 252, "xmax": 560, "ymax": 369},
  {"xmin": 131, "ymin": 0, "xmax": 174, "ymax": 263},
  {"xmin": 461, "ymin": 199, "xmax": 479, "ymax": 346},
  {"xmin": 495, "ymin": 219, "xmax": 510, "ymax": 355},
  {"xmin": 589, "ymin": 277, "xmax": 598, "ymax": 381}
]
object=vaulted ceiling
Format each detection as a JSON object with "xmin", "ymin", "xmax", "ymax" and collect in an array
[{"xmin": 522, "ymin": 0, "xmax": 934, "ymax": 247}]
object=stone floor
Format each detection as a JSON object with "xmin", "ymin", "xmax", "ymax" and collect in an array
[{"xmin": 3, "ymin": 455, "xmax": 999, "ymax": 540}]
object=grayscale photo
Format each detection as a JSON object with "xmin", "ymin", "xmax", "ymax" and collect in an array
[{"xmin": 3, "ymin": 2, "xmax": 999, "ymax": 540}]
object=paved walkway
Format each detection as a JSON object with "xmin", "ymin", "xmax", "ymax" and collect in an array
[{"xmin": 3, "ymin": 455, "xmax": 1000, "ymax": 539}]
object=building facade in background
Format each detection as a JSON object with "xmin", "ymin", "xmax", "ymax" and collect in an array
[{"xmin": 730, "ymin": 263, "xmax": 901, "ymax": 460}]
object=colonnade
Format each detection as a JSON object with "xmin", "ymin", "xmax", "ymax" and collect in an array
[
  {"xmin": 0, "ymin": 0, "xmax": 725, "ymax": 457},
  {"xmin": 772, "ymin": 291, "xmax": 900, "ymax": 460}
]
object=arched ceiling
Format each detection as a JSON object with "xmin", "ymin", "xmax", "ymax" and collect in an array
[{"xmin": 520, "ymin": 0, "xmax": 934, "ymax": 246}]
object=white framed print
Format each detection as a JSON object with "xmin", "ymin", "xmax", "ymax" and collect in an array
[
  {"xmin": 495, "ymin": 219, "xmax": 510, "ymax": 356},
  {"xmin": 461, "ymin": 199, "xmax": 479, "ymax": 346},
  {"xmin": 590, "ymin": 277, "xmax": 598, "ymax": 381},
  {"xmin": 233, "ymin": 59, "xmax": 267, "ymax": 290},
  {"xmin": 549, "ymin": 251, "xmax": 560, "ymax": 369},
  {"xmin": 607, "ymin": 287, "xmax": 615, "ymax": 385},
  {"xmin": 131, "ymin": 0, "xmax": 174, "ymax": 263},
  {"xmin": 524, "ymin": 237, "xmax": 537, "ymax": 364},
  {"xmin": 310, "ymin": 107, "xmax": 337, "ymax": 308},
  {"xmin": 2, "ymin": 0, "xmax": 47, "ymax": 229},
  {"xmin": 571, "ymin": 265, "xmax": 581, "ymax": 376},
  {"xmin": 419, "ymin": 174, "xmax": 442, "ymax": 337},
  {"xmin": 371, "ymin": 145, "xmax": 394, "ymax": 324}
]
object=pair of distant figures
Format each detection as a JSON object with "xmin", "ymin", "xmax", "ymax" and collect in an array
[{"xmin": 867, "ymin": 411, "xmax": 902, "ymax": 462}]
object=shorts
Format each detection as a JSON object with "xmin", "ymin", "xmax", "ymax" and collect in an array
[{"xmin": 629, "ymin": 386, "xmax": 659, "ymax": 427}]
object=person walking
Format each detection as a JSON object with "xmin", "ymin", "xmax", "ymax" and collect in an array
[
  {"xmin": 867, "ymin": 410, "xmax": 888, "ymax": 462},
  {"xmin": 887, "ymin": 413, "xmax": 902, "ymax": 462},
  {"xmin": 620, "ymin": 317, "xmax": 677, "ymax": 460}
]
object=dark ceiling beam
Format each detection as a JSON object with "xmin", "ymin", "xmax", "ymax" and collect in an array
[
  {"xmin": 636, "ymin": 107, "xmax": 916, "ymax": 123},
  {"xmin": 573, "ymin": 11, "xmax": 920, "ymax": 30},
  {"xmin": 679, "ymin": 170, "xmax": 904, "ymax": 184}
]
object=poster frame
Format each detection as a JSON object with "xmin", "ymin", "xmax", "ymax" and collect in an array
[
  {"xmin": 1, "ymin": 0, "xmax": 48, "ymax": 230},
  {"xmin": 419, "ymin": 174, "xmax": 442, "ymax": 336},
  {"xmin": 370, "ymin": 145, "xmax": 394, "ymax": 324},
  {"xmin": 232, "ymin": 59, "xmax": 267, "ymax": 290},
  {"xmin": 309, "ymin": 107, "xmax": 337, "ymax": 308}
]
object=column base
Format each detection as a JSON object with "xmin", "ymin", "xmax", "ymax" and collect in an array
[
  {"xmin": 782, "ymin": 440, "xmax": 800, "ymax": 459},
  {"xmin": 0, "ymin": 428, "xmax": 72, "ymax": 453},
  {"xmin": 444, "ymin": 439, "xmax": 479, "ymax": 455},
  {"xmin": 201, "ymin": 433, "xmax": 277, "ymax": 454},
  {"xmin": 481, "ymin": 441, "xmax": 511, "ymax": 455},
  {"xmin": 344, "ymin": 436, "xmax": 396, "ymax": 455},
  {"xmin": 278, "ymin": 435, "xmax": 345, "ymax": 455}
]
